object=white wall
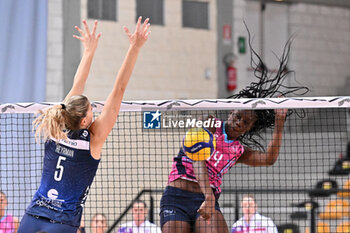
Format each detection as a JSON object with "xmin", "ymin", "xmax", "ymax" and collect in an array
[
  {"xmin": 47, "ymin": 0, "xmax": 350, "ymax": 102},
  {"xmin": 233, "ymin": 1, "xmax": 290, "ymax": 93},
  {"xmin": 289, "ymin": 4, "xmax": 350, "ymax": 96},
  {"xmin": 233, "ymin": 0, "xmax": 350, "ymax": 97},
  {"xmin": 46, "ymin": 0, "xmax": 64, "ymax": 101},
  {"xmin": 81, "ymin": 0, "xmax": 218, "ymax": 101},
  {"xmin": 46, "ymin": 0, "xmax": 218, "ymax": 102}
]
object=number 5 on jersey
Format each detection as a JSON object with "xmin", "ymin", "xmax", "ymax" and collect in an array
[{"xmin": 54, "ymin": 156, "xmax": 66, "ymax": 181}]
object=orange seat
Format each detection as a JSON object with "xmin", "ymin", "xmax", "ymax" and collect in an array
[
  {"xmin": 337, "ymin": 179, "xmax": 350, "ymax": 198},
  {"xmin": 304, "ymin": 221, "xmax": 330, "ymax": 233},
  {"xmin": 319, "ymin": 199, "xmax": 350, "ymax": 219},
  {"xmin": 317, "ymin": 222, "xmax": 331, "ymax": 233},
  {"xmin": 336, "ymin": 221, "xmax": 350, "ymax": 233}
]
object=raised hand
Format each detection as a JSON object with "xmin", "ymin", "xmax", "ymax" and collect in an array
[
  {"xmin": 73, "ymin": 20, "xmax": 102, "ymax": 53},
  {"xmin": 65, "ymin": 20, "xmax": 101, "ymax": 101},
  {"xmin": 274, "ymin": 108, "xmax": 288, "ymax": 125},
  {"xmin": 275, "ymin": 95, "xmax": 288, "ymax": 125},
  {"xmin": 123, "ymin": 16, "xmax": 151, "ymax": 49}
]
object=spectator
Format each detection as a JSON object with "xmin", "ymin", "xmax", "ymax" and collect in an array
[
  {"xmin": 231, "ymin": 194, "xmax": 278, "ymax": 233},
  {"xmin": 90, "ymin": 214, "xmax": 108, "ymax": 233},
  {"xmin": 0, "ymin": 191, "xmax": 19, "ymax": 233},
  {"xmin": 118, "ymin": 200, "xmax": 161, "ymax": 233}
]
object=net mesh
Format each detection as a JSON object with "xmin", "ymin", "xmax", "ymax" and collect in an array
[{"xmin": 1, "ymin": 97, "xmax": 350, "ymax": 233}]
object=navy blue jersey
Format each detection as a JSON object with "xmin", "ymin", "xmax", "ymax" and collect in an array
[{"xmin": 26, "ymin": 129, "xmax": 100, "ymax": 227}]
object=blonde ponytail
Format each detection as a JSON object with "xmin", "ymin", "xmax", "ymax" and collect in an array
[
  {"xmin": 33, "ymin": 104, "xmax": 67, "ymax": 142},
  {"xmin": 33, "ymin": 95, "xmax": 90, "ymax": 142}
]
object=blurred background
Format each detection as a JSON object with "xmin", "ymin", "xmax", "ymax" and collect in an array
[{"xmin": 0, "ymin": 0, "xmax": 349, "ymax": 103}]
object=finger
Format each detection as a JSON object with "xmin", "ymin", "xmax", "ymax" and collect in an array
[
  {"xmin": 143, "ymin": 23, "xmax": 150, "ymax": 35},
  {"xmin": 144, "ymin": 30, "xmax": 151, "ymax": 39},
  {"xmin": 72, "ymin": 35, "xmax": 83, "ymax": 41},
  {"xmin": 202, "ymin": 213, "xmax": 209, "ymax": 221},
  {"xmin": 75, "ymin": 26, "xmax": 84, "ymax": 36},
  {"xmin": 124, "ymin": 26, "xmax": 132, "ymax": 38},
  {"xmin": 198, "ymin": 210, "xmax": 204, "ymax": 218},
  {"xmin": 96, "ymin": 32, "xmax": 102, "ymax": 39},
  {"xmin": 136, "ymin": 16, "xmax": 142, "ymax": 32},
  {"xmin": 141, "ymin": 18, "xmax": 149, "ymax": 32},
  {"xmin": 123, "ymin": 26, "xmax": 132, "ymax": 38},
  {"xmin": 92, "ymin": 20, "xmax": 98, "ymax": 35},
  {"xmin": 82, "ymin": 20, "xmax": 91, "ymax": 35},
  {"xmin": 198, "ymin": 210, "xmax": 208, "ymax": 219}
]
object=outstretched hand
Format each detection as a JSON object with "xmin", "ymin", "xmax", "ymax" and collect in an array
[
  {"xmin": 274, "ymin": 108, "xmax": 288, "ymax": 125},
  {"xmin": 124, "ymin": 16, "xmax": 151, "ymax": 49},
  {"xmin": 73, "ymin": 20, "xmax": 101, "ymax": 53},
  {"xmin": 275, "ymin": 95, "xmax": 288, "ymax": 124}
]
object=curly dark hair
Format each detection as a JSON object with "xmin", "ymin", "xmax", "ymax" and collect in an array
[{"xmin": 227, "ymin": 25, "xmax": 309, "ymax": 150}]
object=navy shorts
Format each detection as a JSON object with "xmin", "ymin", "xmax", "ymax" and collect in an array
[
  {"xmin": 18, "ymin": 213, "xmax": 79, "ymax": 233},
  {"xmin": 159, "ymin": 186, "xmax": 221, "ymax": 228}
]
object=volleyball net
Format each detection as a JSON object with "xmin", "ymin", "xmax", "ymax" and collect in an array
[{"xmin": 1, "ymin": 97, "xmax": 350, "ymax": 233}]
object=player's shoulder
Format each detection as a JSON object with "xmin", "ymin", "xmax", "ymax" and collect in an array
[
  {"xmin": 119, "ymin": 221, "xmax": 133, "ymax": 228},
  {"xmin": 144, "ymin": 220, "xmax": 160, "ymax": 227},
  {"xmin": 210, "ymin": 118, "xmax": 223, "ymax": 135},
  {"xmin": 198, "ymin": 115, "xmax": 222, "ymax": 134},
  {"xmin": 144, "ymin": 221, "xmax": 161, "ymax": 232},
  {"xmin": 231, "ymin": 217, "xmax": 245, "ymax": 227},
  {"xmin": 255, "ymin": 213, "xmax": 275, "ymax": 225},
  {"xmin": 117, "ymin": 222, "xmax": 132, "ymax": 233},
  {"xmin": 257, "ymin": 213, "xmax": 272, "ymax": 220},
  {"xmin": 78, "ymin": 129, "xmax": 90, "ymax": 140},
  {"xmin": 67, "ymin": 129, "xmax": 90, "ymax": 141}
]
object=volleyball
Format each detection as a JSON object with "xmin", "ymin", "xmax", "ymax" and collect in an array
[{"xmin": 182, "ymin": 127, "xmax": 216, "ymax": 161}]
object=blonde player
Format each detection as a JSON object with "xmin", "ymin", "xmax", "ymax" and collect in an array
[{"xmin": 18, "ymin": 17, "xmax": 150, "ymax": 233}]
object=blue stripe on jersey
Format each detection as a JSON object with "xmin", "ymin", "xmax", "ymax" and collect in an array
[
  {"xmin": 174, "ymin": 149, "xmax": 196, "ymax": 180},
  {"xmin": 26, "ymin": 129, "xmax": 100, "ymax": 227}
]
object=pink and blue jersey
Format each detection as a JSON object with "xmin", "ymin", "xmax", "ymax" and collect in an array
[
  {"xmin": 0, "ymin": 214, "xmax": 15, "ymax": 233},
  {"xmin": 168, "ymin": 120, "xmax": 245, "ymax": 196}
]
